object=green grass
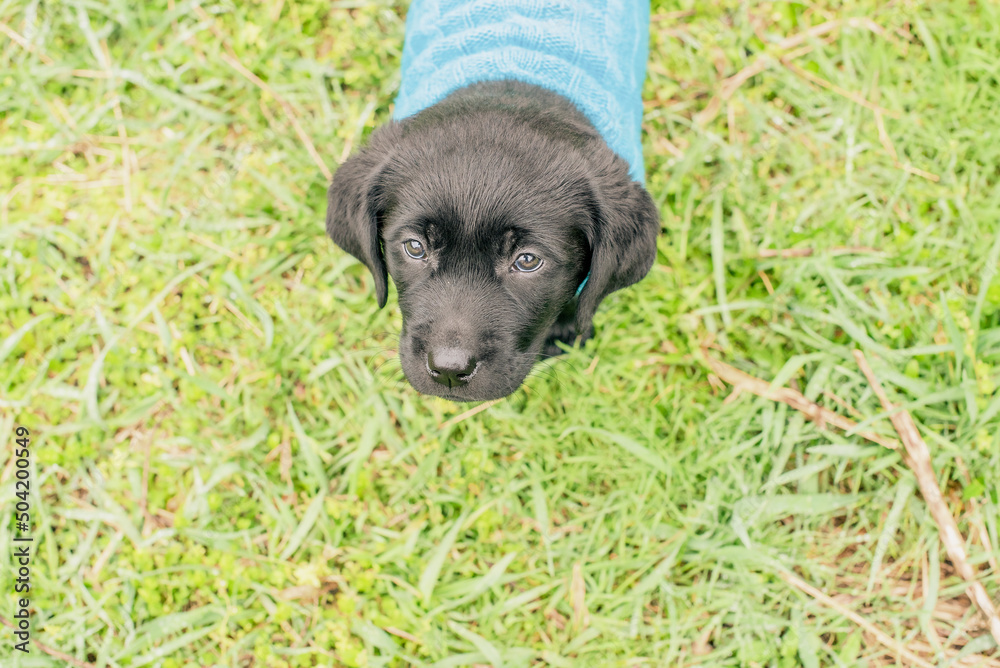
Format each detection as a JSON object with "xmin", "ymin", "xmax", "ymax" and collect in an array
[{"xmin": 1, "ymin": 0, "xmax": 999, "ymax": 666}]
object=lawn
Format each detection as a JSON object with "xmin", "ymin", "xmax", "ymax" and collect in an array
[{"xmin": 1, "ymin": 0, "xmax": 999, "ymax": 666}]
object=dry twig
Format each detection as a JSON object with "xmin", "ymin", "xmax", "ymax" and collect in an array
[
  {"xmin": 694, "ymin": 18, "xmax": 898, "ymax": 127},
  {"xmin": 702, "ymin": 352, "xmax": 899, "ymax": 449},
  {"xmin": 758, "ymin": 246, "xmax": 879, "ymax": 259},
  {"xmin": 0, "ymin": 615, "xmax": 96, "ymax": 668},
  {"xmin": 0, "ymin": 21, "xmax": 54, "ymax": 65},
  {"xmin": 779, "ymin": 570, "xmax": 936, "ymax": 668},
  {"xmin": 570, "ymin": 561, "xmax": 590, "ymax": 631},
  {"xmin": 853, "ymin": 350, "xmax": 1000, "ymax": 647},
  {"xmin": 780, "ymin": 58, "xmax": 900, "ymax": 118},
  {"xmin": 191, "ymin": 5, "xmax": 332, "ymax": 181},
  {"xmin": 439, "ymin": 398, "xmax": 504, "ymax": 429},
  {"xmin": 705, "ymin": 348, "xmax": 999, "ymax": 650}
]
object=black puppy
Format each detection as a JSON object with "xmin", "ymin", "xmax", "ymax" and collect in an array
[{"xmin": 326, "ymin": 80, "xmax": 658, "ymax": 402}]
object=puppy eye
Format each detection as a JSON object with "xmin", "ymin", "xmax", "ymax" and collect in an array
[
  {"xmin": 512, "ymin": 253, "xmax": 543, "ymax": 272},
  {"xmin": 403, "ymin": 239, "xmax": 426, "ymax": 259}
]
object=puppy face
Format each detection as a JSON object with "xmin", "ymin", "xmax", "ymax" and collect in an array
[
  {"xmin": 326, "ymin": 83, "xmax": 658, "ymax": 402},
  {"xmin": 383, "ymin": 152, "xmax": 591, "ymax": 401}
]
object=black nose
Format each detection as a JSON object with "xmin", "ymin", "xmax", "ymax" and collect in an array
[{"xmin": 427, "ymin": 348, "xmax": 478, "ymax": 388}]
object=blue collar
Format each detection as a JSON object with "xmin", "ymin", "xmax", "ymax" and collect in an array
[{"xmin": 575, "ymin": 271, "xmax": 590, "ymax": 297}]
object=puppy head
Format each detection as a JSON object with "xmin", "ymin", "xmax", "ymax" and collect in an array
[{"xmin": 326, "ymin": 112, "xmax": 658, "ymax": 402}]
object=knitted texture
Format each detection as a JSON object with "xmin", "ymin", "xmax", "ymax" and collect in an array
[{"xmin": 394, "ymin": 0, "xmax": 651, "ymax": 183}]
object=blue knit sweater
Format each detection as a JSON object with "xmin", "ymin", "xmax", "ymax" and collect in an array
[{"xmin": 393, "ymin": 0, "xmax": 651, "ymax": 183}]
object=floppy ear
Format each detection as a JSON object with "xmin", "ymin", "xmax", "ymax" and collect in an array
[
  {"xmin": 575, "ymin": 175, "xmax": 660, "ymax": 333},
  {"xmin": 325, "ymin": 125, "xmax": 401, "ymax": 309}
]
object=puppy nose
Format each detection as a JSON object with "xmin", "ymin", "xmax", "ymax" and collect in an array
[{"xmin": 427, "ymin": 348, "xmax": 478, "ymax": 387}]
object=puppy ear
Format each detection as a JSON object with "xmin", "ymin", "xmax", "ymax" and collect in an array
[
  {"xmin": 575, "ymin": 174, "xmax": 660, "ymax": 334},
  {"xmin": 325, "ymin": 125, "xmax": 400, "ymax": 309}
]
